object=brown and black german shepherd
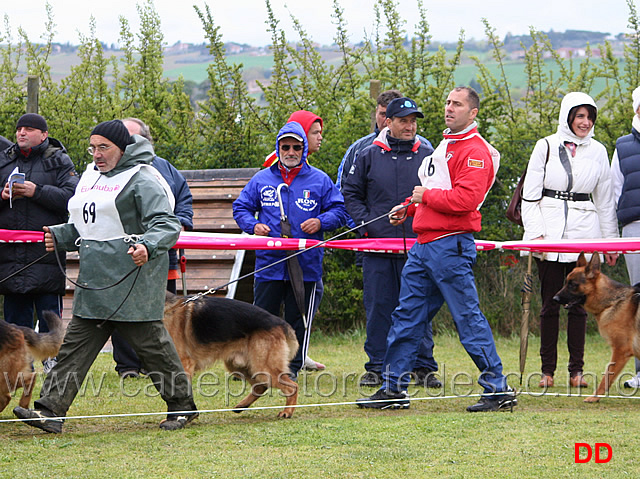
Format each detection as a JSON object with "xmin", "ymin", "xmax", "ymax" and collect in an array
[
  {"xmin": 163, "ymin": 292, "xmax": 299, "ymax": 418},
  {"xmin": 0, "ymin": 312, "xmax": 64, "ymax": 413},
  {"xmin": 554, "ymin": 252, "xmax": 640, "ymax": 403}
]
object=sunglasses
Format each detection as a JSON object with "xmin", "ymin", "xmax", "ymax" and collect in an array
[{"xmin": 280, "ymin": 144, "xmax": 303, "ymax": 152}]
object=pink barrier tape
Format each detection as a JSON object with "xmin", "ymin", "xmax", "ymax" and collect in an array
[
  {"xmin": 501, "ymin": 237, "xmax": 640, "ymax": 254},
  {"xmin": 5, "ymin": 228, "xmax": 638, "ymax": 254},
  {"xmin": 174, "ymin": 232, "xmax": 320, "ymax": 250},
  {"xmin": 0, "ymin": 228, "xmax": 44, "ymax": 243}
]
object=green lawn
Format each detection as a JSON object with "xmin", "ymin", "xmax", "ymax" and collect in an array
[{"xmin": 1, "ymin": 330, "xmax": 638, "ymax": 478}]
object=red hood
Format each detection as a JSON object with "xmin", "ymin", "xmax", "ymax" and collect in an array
[{"xmin": 287, "ymin": 110, "xmax": 323, "ymax": 134}]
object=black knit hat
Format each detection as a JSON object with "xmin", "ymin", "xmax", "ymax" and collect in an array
[
  {"xmin": 90, "ymin": 120, "xmax": 134, "ymax": 152},
  {"xmin": 16, "ymin": 113, "xmax": 48, "ymax": 132}
]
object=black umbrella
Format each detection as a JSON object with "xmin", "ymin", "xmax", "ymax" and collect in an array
[
  {"xmin": 519, "ymin": 254, "xmax": 534, "ymax": 386},
  {"xmin": 276, "ymin": 183, "xmax": 315, "ymax": 361}
]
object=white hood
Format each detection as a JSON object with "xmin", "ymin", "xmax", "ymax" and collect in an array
[{"xmin": 556, "ymin": 91, "xmax": 597, "ymax": 145}]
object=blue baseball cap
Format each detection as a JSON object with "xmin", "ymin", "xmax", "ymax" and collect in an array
[{"xmin": 385, "ymin": 97, "xmax": 424, "ymax": 119}]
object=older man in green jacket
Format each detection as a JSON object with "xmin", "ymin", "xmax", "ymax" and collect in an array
[{"xmin": 14, "ymin": 120, "xmax": 198, "ymax": 433}]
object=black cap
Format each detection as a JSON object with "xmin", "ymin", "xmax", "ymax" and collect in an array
[
  {"xmin": 16, "ymin": 113, "xmax": 48, "ymax": 132},
  {"xmin": 90, "ymin": 120, "xmax": 134, "ymax": 152},
  {"xmin": 385, "ymin": 97, "xmax": 424, "ymax": 119}
]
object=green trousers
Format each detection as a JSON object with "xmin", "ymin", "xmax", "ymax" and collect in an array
[{"xmin": 35, "ymin": 316, "xmax": 197, "ymax": 418}]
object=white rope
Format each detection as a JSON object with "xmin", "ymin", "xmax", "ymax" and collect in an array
[{"xmin": 2, "ymin": 390, "xmax": 639, "ymax": 425}]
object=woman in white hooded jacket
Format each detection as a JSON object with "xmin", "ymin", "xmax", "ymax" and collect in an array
[{"xmin": 521, "ymin": 91, "xmax": 619, "ymax": 389}]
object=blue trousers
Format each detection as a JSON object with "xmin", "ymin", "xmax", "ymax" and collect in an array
[
  {"xmin": 3, "ymin": 293, "xmax": 62, "ymax": 333},
  {"xmin": 363, "ymin": 254, "xmax": 437, "ymax": 373},
  {"xmin": 382, "ymin": 234, "xmax": 507, "ymax": 394}
]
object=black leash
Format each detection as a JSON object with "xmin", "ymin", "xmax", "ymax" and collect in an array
[
  {"xmin": 184, "ymin": 203, "xmax": 412, "ymax": 303},
  {"xmin": 0, "ymin": 252, "xmax": 51, "ymax": 284},
  {"xmin": 51, "ymin": 237, "xmax": 139, "ymax": 291},
  {"xmin": 50, "ymin": 234, "xmax": 142, "ymax": 321}
]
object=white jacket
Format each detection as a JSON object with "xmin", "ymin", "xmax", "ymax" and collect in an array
[{"xmin": 521, "ymin": 92, "xmax": 619, "ymax": 262}]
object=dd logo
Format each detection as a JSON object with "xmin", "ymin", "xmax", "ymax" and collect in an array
[{"xmin": 574, "ymin": 443, "xmax": 612, "ymax": 463}]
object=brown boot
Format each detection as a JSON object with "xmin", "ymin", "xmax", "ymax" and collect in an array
[
  {"xmin": 538, "ymin": 375, "xmax": 554, "ymax": 388},
  {"xmin": 570, "ymin": 374, "xmax": 588, "ymax": 388}
]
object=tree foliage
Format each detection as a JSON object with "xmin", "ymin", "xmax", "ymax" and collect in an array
[{"xmin": 0, "ymin": 0, "xmax": 638, "ymax": 333}]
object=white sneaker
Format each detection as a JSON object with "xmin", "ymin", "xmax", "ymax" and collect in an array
[
  {"xmin": 624, "ymin": 373, "xmax": 640, "ymax": 388},
  {"xmin": 303, "ymin": 356, "xmax": 326, "ymax": 371}
]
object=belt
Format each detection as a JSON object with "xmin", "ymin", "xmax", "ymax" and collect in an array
[{"xmin": 542, "ymin": 189, "xmax": 590, "ymax": 201}]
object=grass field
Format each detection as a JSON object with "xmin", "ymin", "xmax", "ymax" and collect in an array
[{"xmin": 1, "ymin": 329, "xmax": 639, "ymax": 478}]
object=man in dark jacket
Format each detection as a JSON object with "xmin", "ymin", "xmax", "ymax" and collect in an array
[
  {"xmin": 0, "ymin": 135, "xmax": 10, "ymax": 150},
  {"xmin": 0, "ymin": 114, "xmax": 78, "ymax": 372},
  {"xmin": 342, "ymin": 97, "xmax": 440, "ymax": 388}
]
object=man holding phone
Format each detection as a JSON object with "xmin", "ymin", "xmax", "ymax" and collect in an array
[{"xmin": 0, "ymin": 114, "xmax": 78, "ymax": 374}]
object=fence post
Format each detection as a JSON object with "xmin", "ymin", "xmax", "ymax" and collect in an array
[
  {"xmin": 369, "ymin": 79, "xmax": 381, "ymax": 133},
  {"xmin": 27, "ymin": 76, "xmax": 39, "ymax": 114}
]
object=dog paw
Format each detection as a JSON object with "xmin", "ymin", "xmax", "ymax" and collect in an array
[
  {"xmin": 583, "ymin": 396, "xmax": 600, "ymax": 403},
  {"xmin": 277, "ymin": 411, "xmax": 292, "ymax": 419},
  {"xmin": 232, "ymin": 406, "xmax": 247, "ymax": 414}
]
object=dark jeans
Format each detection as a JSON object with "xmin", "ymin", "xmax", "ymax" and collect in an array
[
  {"xmin": 362, "ymin": 254, "xmax": 437, "ymax": 374},
  {"xmin": 535, "ymin": 258, "xmax": 587, "ymax": 377},
  {"xmin": 253, "ymin": 279, "xmax": 316, "ymax": 377},
  {"xmin": 3, "ymin": 293, "xmax": 62, "ymax": 333}
]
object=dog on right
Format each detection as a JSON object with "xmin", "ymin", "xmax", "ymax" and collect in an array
[{"xmin": 554, "ymin": 252, "xmax": 640, "ymax": 402}]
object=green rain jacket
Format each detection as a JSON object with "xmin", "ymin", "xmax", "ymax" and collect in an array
[{"xmin": 49, "ymin": 136, "xmax": 180, "ymax": 321}]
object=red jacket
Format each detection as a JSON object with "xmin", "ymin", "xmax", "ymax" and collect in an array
[{"xmin": 406, "ymin": 124, "xmax": 500, "ymax": 243}]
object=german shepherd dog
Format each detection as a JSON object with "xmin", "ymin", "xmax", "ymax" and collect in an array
[
  {"xmin": 554, "ymin": 252, "xmax": 640, "ymax": 402},
  {"xmin": 0, "ymin": 312, "xmax": 64, "ymax": 413},
  {"xmin": 163, "ymin": 292, "xmax": 299, "ymax": 418}
]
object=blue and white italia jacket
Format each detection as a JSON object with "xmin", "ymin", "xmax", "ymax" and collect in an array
[{"xmin": 233, "ymin": 121, "xmax": 349, "ymax": 282}]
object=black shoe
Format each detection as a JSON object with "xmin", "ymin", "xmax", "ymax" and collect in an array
[
  {"xmin": 466, "ymin": 389, "xmax": 517, "ymax": 412},
  {"xmin": 119, "ymin": 370, "xmax": 141, "ymax": 379},
  {"xmin": 159, "ymin": 410, "xmax": 199, "ymax": 431},
  {"xmin": 356, "ymin": 389, "xmax": 410, "ymax": 410},
  {"xmin": 13, "ymin": 406, "xmax": 63, "ymax": 434},
  {"xmin": 359, "ymin": 371, "xmax": 382, "ymax": 387},
  {"xmin": 413, "ymin": 368, "xmax": 442, "ymax": 388}
]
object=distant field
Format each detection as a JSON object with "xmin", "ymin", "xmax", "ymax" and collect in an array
[
  {"xmin": 24, "ymin": 47, "xmax": 626, "ymax": 97},
  {"xmin": 454, "ymin": 57, "xmax": 618, "ymax": 97},
  {"xmin": 162, "ymin": 51, "xmax": 623, "ymax": 98},
  {"xmin": 163, "ymin": 52, "xmax": 276, "ymax": 82}
]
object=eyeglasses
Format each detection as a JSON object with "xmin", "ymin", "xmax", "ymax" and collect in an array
[
  {"xmin": 280, "ymin": 144, "xmax": 303, "ymax": 152},
  {"xmin": 87, "ymin": 145, "xmax": 113, "ymax": 156}
]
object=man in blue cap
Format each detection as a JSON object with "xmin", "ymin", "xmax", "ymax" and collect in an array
[{"xmin": 343, "ymin": 97, "xmax": 440, "ymax": 389}]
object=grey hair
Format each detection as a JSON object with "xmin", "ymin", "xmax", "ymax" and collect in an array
[{"xmin": 122, "ymin": 117, "xmax": 153, "ymax": 145}]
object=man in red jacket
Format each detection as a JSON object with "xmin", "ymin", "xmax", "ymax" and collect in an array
[{"xmin": 357, "ymin": 87, "xmax": 517, "ymax": 412}]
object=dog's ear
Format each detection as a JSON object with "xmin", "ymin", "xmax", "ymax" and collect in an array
[
  {"xmin": 576, "ymin": 252, "xmax": 587, "ymax": 268},
  {"xmin": 585, "ymin": 253, "xmax": 601, "ymax": 278}
]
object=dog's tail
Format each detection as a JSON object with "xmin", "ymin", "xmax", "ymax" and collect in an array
[
  {"xmin": 283, "ymin": 323, "xmax": 299, "ymax": 362},
  {"xmin": 20, "ymin": 311, "xmax": 65, "ymax": 361}
]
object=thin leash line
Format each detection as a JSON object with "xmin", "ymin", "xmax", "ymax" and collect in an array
[
  {"xmin": 185, "ymin": 203, "xmax": 412, "ymax": 303},
  {"xmin": 3, "ymin": 391, "xmax": 640, "ymax": 425},
  {"xmin": 0, "ymin": 252, "xmax": 50, "ymax": 284}
]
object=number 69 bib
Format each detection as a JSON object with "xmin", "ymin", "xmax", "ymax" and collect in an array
[{"xmin": 68, "ymin": 164, "xmax": 145, "ymax": 241}]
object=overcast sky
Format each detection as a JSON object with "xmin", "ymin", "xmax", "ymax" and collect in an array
[{"xmin": 0, "ymin": 0, "xmax": 634, "ymax": 47}]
